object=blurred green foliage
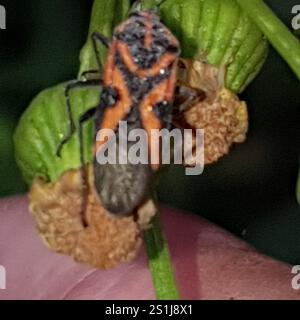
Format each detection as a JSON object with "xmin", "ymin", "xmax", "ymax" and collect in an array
[{"xmin": 0, "ymin": 0, "xmax": 93, "ymax": 196}]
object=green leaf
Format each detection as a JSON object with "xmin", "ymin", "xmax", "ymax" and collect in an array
[
  {"xmin": 148, "ymin": 0, "xmax": 269, "ymax": 93},
  {"xmin": 236, "ymin": 0, "xmax": 300, "ymax": 81},
  {"xmin": 14, "ymin": 84, "xmax": 99, "ymax": 184}
]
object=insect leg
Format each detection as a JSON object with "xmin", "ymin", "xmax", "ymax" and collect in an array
[
  {"xmin": 173, "ymin": 84, "xmax": 205, "ymax": 117},
  {"xmin": 78, "ymin": 107, "xmax": 97, "ymax": 171},
  {"xmin": 91, "ymin": 32, "xmax": 110, "ymax": 72},
  {"xmin": 172, "ymin": 85, "xmax": 206, "ymax": 166},
  {"xmin": 78, "ymin": 33, "xmax": 110, "ymax": 79},
  {"xmin": 56, "ymin": 79, "xmax": 100, "ymax": 157},
  {"xmin": 78, "ymin": 107, "xmax": 97, "ymax": 227},
  {"xmin": 81, "ymin": 70, "xmax": 102, "ymax": 80}
]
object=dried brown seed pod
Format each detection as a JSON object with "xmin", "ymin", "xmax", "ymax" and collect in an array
[
  {"xmin": 175, "ymin": 59, "xmax": 249, "ymax": 165},
  {"xmin": 29, "ymin": 165, "xmax": 156, "ymax": 269}
]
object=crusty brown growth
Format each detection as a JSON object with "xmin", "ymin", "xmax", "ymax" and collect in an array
[
  {"xmin": 29, "ymin": 166, "xmax": 156, "ymax": 269},
  {"xmin": 176, "ymin": 59, "xmax": 248, "ymax": 165}
]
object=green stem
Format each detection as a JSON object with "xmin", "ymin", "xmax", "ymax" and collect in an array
[
  {"xmin": 144, "ymin": 206, "xmax": 180, "ymax": 300},
  {"xmin": 235, "ymin": 0, "xmax": 300, "ymax": 80}
]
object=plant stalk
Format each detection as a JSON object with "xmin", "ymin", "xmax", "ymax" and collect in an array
[{"xmin": 236, "ymin": 0, "xmax": 300, "ymax": 80}]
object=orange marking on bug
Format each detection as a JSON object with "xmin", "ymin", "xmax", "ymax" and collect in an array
[
  {"xmin": 103, "ymin": 41, "xmax": 117, "ymax": 85},
  {"xmin": 95, "ymin": 66, "xmax": 132, "ymax": 154},
  {"xmin": 139, "ymin": 79, "xmax": 171, "ymax": 170},
  {"xmin": 144, "ymin": 17, "xmax": 153, "ymax": 49},
  {"xmin": 117, "ymin": 42, "xmax": 177, "ymax": 78}
]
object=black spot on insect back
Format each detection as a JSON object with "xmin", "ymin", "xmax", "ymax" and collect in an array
[
  {"xmin": 114, "ymin": 53, "xmax": 171, "ymax": 103},
  {"xmin": 116, "ymin": 19, "xmax": 146, "ymax": 44},
  {"xmin": 100, "ymin": 86, "xmax": 119, "ymax": 107}
]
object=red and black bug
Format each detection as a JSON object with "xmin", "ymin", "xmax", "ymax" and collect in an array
[{"xmin": 57, "ymin": 3, "xmax": 180, "ymax": 224}]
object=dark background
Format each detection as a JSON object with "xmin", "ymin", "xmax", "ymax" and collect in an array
[{"xmin": 0, "ymin": 0, "xmax": 300, "ymax": 264}]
